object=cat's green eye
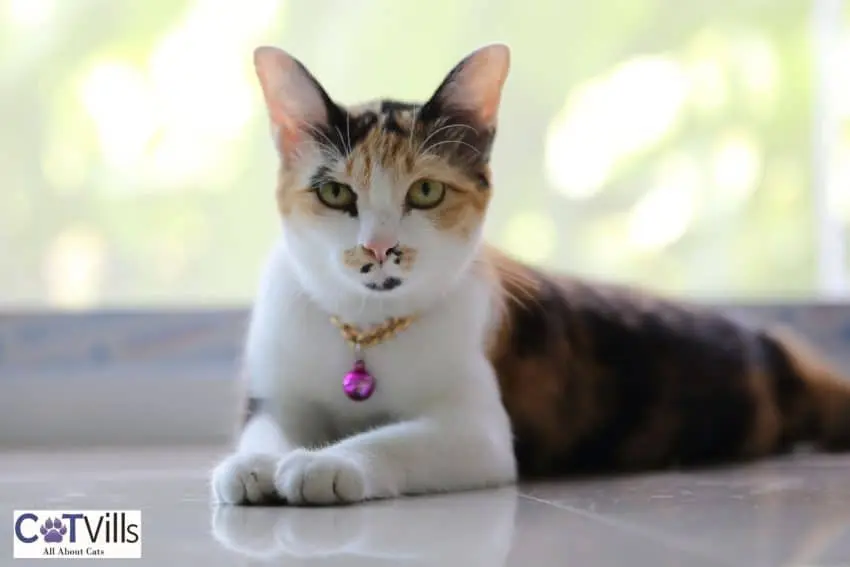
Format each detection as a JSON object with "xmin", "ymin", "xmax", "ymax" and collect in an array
[
  {"xmin": 316, "ymin": 182, "xmax": 356, "ymax": 209},
  {"xmin": 406, "ymin": 179, "xmax": 446, "ymax": 210}
]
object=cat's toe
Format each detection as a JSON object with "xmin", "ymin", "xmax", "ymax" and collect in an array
[
  {"xmin": 211, "ymin": 453, "xmax": 278, "ymax": 505},
  {"xmin": 274, "ymin": 449, "xmax": 367, "ymax": 505}
]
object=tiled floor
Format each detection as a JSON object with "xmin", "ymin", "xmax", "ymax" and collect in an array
[{"xmin": 1, "ymin": 448, "xmax": 849, "ymax": 566}]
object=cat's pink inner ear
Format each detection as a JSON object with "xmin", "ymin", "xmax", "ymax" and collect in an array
[
  {"xmin": 437, "ymin": 43, "xmax": 511, "ymax": 128},
  {"xmin": 253, "ymin": 46, "xmax": 329, "ymax": 155}
]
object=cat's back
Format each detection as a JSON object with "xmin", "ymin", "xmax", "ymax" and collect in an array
[{"xmin": 483, "ymin": 246, "xmax": 766, "ymax": 474}]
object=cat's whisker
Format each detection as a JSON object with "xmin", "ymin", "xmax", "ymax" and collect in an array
[
  {"xmin": 302, "ymin": 123, "xmax": 344, "ymax": 161},
  {"xmin": 416, "ymin": 122, "xmax": 479, "ymax": 158},
  {"xmin": 298, "ymin": 140, "xmax": 338, "ymax": 166},
  {"xmin": 345, "ymin": 114, "xmax": 353, "ymax": 157},
  {"xmin": 407, "ymin": 105, "xmax": 420, "ymax": 151},
  {"xmin": 421, "ymin": 139, "xmax": 482, "ymax": 158},
  {"xmin": 334, "ymin": 127, "xmax": 351, "ymax": 157}
]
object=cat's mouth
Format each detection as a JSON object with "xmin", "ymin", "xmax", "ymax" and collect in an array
[{"xmin": 365, "ymin": 277, "xmax": 403, "ymax": 292}]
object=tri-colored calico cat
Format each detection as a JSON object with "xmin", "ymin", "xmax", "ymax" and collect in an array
[{"xmin": 211, "ymin": 43, "xmax": 850, "ymax": 506}]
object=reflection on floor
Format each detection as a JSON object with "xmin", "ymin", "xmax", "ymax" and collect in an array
[{"xmin": 1, "ymin": 447, "xmax": 848, "ymax": 566}]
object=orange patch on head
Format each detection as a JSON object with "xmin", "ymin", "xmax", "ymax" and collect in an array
[
  {"xmin": 427, "ymin": 187, "xmax": 489, "ymax": 237},
  {"xmin": 345, "ymin": 152, "xmax": 372, "ymax": 192},
  {"xmin": 275, "ymin": 166, "xmax": 325, "ymax": 220},
  {"xmin": 341, "ymin": 121, "xmax": 417, "ymax": 194},
  {"xmin": 417, "ymin": 169, "xmax": 491, "ymax": 239},
  {"xmin": 360, "ymin": 126, "xmax": 415, "ymax": 177}
]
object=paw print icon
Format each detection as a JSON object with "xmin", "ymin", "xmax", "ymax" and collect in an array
[{"xmin": 40, "ymin": 518, "xmax": 67, "ymax": 543}]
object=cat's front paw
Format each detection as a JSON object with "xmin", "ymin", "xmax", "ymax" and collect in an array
[
  {"xmin": 274, "ymin": 449, "xmax": 368, "ymax": 505},
  {"xmin": 211, "ymin": 453, "xmax": 280, "ymax": 505}
]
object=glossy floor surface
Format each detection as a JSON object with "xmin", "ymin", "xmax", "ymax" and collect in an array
[{"xmin": 1, "ymin": 447, "xmax": 848, "ymax": 566}]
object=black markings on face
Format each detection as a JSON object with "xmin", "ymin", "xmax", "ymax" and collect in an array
[
  {"xmin": 383, "ymin": 112, "xmax": 409, "ymax": 135},
  {"xmin": 360, "ymin": 263, "xmax": 373, "ymax": 274},
  {"xmin": 340, "ymin": 202, "xmax": 359, "ymax": 218},
  {"xmin": 366, "ymin": 277, "xmax": 403, "ymax": 291},
  {"xmin": 380, "ymin": 100, "xmax": 419, "ymax": 113},
  {"xmin": 389, "ymin": 246, "xmax": 403, "ymax": 265},
  {"xmin": 315, "ymin": 107, "xmax": 378, "ymax": 157}
]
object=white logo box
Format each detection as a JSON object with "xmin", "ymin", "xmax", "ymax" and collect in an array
[{"xmin": 12, "ymin": 510, "xmax": 142, "ymax": 560}]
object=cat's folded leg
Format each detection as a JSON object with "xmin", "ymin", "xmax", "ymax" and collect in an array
[
  {"xmin": 273, "ymin": 401, "xmax": 517, "ymax": 505},
  {"xmin": 211, "ymin": 413, "xmax": 291, "ymax": 505}
]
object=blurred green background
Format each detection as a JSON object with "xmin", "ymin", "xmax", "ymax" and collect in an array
[{"xmin": 1, "ymin": 0, "xmax": 849, "ymax": 309}]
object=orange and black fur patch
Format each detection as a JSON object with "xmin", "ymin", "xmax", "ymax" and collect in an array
[{"xmin": 487, "ymin": 249, "xmax": 850, "ymax": 477}]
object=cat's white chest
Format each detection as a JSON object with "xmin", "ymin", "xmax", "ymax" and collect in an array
[
  {"xmin": 244, "ymin": 241, "xmax": 497, "ymax": 443},
  {"xmin": 269, "ymin": 305, "xmax": 461, "ymax": 421}
]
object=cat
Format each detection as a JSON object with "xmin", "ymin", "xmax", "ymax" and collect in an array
[{"xmin": 211, "ymin": 43, "xmax": 850, "ymax": 506}]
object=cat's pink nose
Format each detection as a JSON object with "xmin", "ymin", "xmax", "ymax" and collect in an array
[{"xmin": 362, "ymin": 239, "xmax": 397, "ymax": 263}]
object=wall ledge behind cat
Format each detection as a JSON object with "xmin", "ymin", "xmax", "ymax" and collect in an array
[{"xmin": 1, "ymin": 304, "xmax": 849, "ymax": 449}]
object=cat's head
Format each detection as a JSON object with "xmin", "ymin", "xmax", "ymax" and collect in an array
[{"xmin": 253, "ymin": 44, "xmax": 510, "ymax": 309}]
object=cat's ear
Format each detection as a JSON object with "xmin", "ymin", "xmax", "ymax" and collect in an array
[
  {"xmin": 425, "ymin": 43, "xmax": 511, "ymax": 129},
  {"xmin": 253, "ymin": 46, "xmax": 335, "ymax": 158}
]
